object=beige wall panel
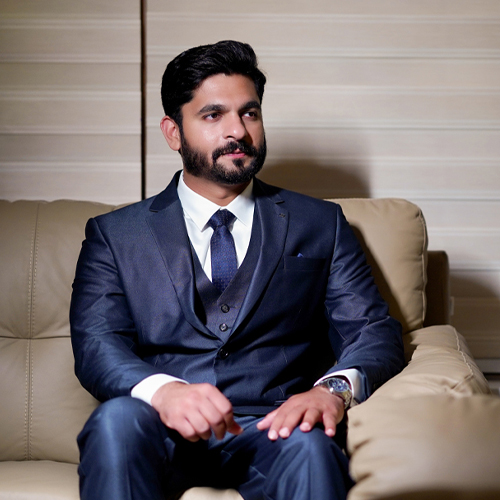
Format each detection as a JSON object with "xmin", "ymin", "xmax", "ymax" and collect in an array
[
  {"xmin": 452, "ymin": 271, "xmax": 500, "ymax": 299},
  {"xmin": 427, "ymin": 231, "xmax": 500, "ymax": 268},
  {"xmin": 149, "ymin": 57, "xmax": 500, "ymax": 90},
  {"xmin": 150, "ymin": 0, "xmax": 500, "ymax": 16},
  {"xmin": 0, "ymin": 166, "xmax": 140, "ymax": 204},
  {"xmin": 148, "ymin": 15, "xmax": 500, "ymax": 55},
  {"xmin": 0, "ymin": 135, "xmax": 139, "ymax": 163},
  {"xmin": 1, "ymin": 21, "xmax": 139, "ymax": 63},
  {"xmin": 261, "ymin": 58, "xmax": 500, "ymax": 89},
  {"xmin": 0, "ymin": 93, "xmax": 139, "ymax": 133},
  {"xmin": 0, "ymin": 63, "xmax": 140, "ymax": 90},
  {"xmin": 1, "ymin": 0, "xmax": 138, "ymax": 17},
  {"xmin": 369, "ymin": 163, "xmax": 500, "ymax": 199},
  {"xmin": 264, "ymin": 88, "xmax": 500, "ymax": 124},
  {"xmin": 0, "ymin": 1, "xmax": 141, "ymax": 203},
  {"xmin": 417, "ymin": 201, "xmax": 500, "ymax": 230},
  {"xmin": 452, "ymin": 298, "xmax": 500, "ymax": 358},
  {"xmin": 265, "ymin": 129, "xmax": 500, "ymax": 161},
  {"xmin": 146, "ymin": 88, "xmax": 164, "ymax": 127},
  {"xmin": 147, "ymin": 157, "xmax": 183, "ymax": 197}
]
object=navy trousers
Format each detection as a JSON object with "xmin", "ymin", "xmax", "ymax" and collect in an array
[{"xmin": 77, "ymin": 397, "xmax": 353, "ymax": 500}]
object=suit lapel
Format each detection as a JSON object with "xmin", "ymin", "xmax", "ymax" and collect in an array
[
  {"xmin": 146, "ymin": 174, "xmax": 289, "ymax": 337},
  {"xmin": 232, "ymin": 179, "xmax": 289, "ymax": 332},
  {"xmin": 146, "ymin": 174, "xmax": 211, "ymax": 335}
]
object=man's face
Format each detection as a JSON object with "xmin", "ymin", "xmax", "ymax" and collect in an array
[{"xmin": 177, "ymin": 73, "xmax": 267, "ymax": 185}]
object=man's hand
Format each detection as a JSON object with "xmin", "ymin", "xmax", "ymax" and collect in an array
[
  {"xmin": 151, "ymin": 382, "xmax": 243, "ymax": 442},
  {"xmin": 256, "ymin": 385, "xmax": 344, "ymax": 440}
]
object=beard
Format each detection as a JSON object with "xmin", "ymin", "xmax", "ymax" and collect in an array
[{"xmin": 179, "ymin": 132, "xmax": 267, "ymax": 185}]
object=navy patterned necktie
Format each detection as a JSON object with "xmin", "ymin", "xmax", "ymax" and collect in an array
[{"xmin": 207, "ymin": 209, "xmax": 238, "ymax": 294}]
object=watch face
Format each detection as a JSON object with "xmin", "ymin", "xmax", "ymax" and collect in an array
[
  {"xmin": 323, "ymin": 378, "xmax": 352, "ymax": 409},
  {"xmin": 330, "ymin": 378, "xmax": 349, "ymax": 392}
]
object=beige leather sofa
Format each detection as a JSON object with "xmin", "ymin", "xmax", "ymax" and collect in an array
[{"xmin": 1, "ymin": 197, "xmax": 499, "ymax": 500}]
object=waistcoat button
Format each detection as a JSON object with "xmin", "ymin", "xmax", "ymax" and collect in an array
[
  {"xmin": 221, "ymin": 304, "xmax": 230, "ymax": 313},
  {"xmin": 219, "ymin": 323, "xmax": 228, "ymax": 332},
  {"xmin": 219, "ymin": 349, "xmax": 229, "ymax": 359}
]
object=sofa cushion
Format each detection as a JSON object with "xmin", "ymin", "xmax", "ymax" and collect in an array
[
  {"xmin": 180, "ymin": 488, "xmax": 243, "ymax": 500},
  {"xmin": 0, "ymin": 461, "xmax": 79, "ymax": 499},
  {"xmin": 333, "ymin": 198, "xmax": 427, "ymax": 334},
  {"xmin": 347, "ymin": 394, "xmax": 500, "ymax": 500}
]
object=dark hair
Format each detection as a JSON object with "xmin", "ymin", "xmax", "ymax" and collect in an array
[{"xmin": 161, "ymin": 40, "xmax": 266, "ymax": 125}]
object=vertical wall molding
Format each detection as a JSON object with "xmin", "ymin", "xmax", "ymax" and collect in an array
[{"xmin": 140, "ymin": 0, "xmax": 147, "ymax": 200}]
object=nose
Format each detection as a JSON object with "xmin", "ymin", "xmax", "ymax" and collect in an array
[{"xmin": 224, "ymin": 113, "xmax": 248, "ymax": 141}]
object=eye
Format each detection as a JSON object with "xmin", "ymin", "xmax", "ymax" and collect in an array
[
  {"xmin": 243, "ymin": 110, "xmax": 260, "ymax": 119},
  {"xmin": 203, "ymin": 112, "xmax": 221, "ymax": 121}
]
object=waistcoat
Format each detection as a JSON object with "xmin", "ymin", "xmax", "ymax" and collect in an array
[{"xmin": 191, "ymin": 210, "xmax": 262, "ymax": 344}]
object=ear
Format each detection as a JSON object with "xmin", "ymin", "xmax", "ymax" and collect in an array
[{"xmin": 160, "ymin": 116, "xmax": 181, "ymax": 151}]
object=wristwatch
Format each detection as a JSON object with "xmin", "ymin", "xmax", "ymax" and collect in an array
[{"xmin": 316, "ymin": 377, "xmax": 353, "ymax": 410}]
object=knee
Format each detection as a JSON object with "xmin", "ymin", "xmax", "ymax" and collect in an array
[
  {"xmin": 78, "ymin": 396, "xmax": 160, "ymax": 449},
  {"xmin": 288, "ymin": 427, "xmax": 333, "ymax": 451}
]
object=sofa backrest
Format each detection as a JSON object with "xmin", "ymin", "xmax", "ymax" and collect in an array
[
  {"xmin": 0, "ymin": 200, "xmax": 114, "ymax": 464},
  {"xmin": 0, "ymin": 197, "xmax": 427, "ymax": 464},
  {"xmin": 333, "ymin": 198, "xmax": 428, "ymax": 334}
]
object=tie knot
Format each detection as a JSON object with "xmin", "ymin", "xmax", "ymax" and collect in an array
[{"xmin": 208, "ymin": 210, "xmax": 236, "ymax": 230}]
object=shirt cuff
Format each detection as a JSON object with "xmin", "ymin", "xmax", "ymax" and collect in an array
[
  {"xmin": 131, "ymin": 374, "xmax": 188, "ymax": 406},
  {"xmin": 315, "ymin": 368, "xmax": 365, "ymax": 406}
]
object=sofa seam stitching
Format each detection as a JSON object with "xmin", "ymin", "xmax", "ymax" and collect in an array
[
  {"xmin": 453, "ymin": 328, "xmax": 474, "ymax": 378},
  {"xmin": 28, "ymin": 202, "xmax": 41, "ymax": 460},
  {"xmin": 23, "ymin": 203, "xmax": 37, "ymax": 460},
  {"xmin": 418, "ymin": 208, "xmax": 428, "ymax": 329},
  {"xmin": 23, "ymin": 340, "xmax": 30, "ymax": 460}
]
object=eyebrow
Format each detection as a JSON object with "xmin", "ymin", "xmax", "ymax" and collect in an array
[{"xmin": 197, "ymin": 100, "xmax": 262, "ymax": 115}]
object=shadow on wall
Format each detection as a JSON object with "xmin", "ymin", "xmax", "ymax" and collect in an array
[
  {"xmin": 259, "ymin": 157, "xmax": 500, "ymax": 359},
  {"xmin": 258, "ymin": 159, "xmax": 370, "ymax": 200},
  {"xmin": 449, "ymin": 274, "xmax": 500, "ymax": 359}
]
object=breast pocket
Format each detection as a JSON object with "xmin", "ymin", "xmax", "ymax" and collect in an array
[{"xmin": 284, "ymin": 256, "xmax": 326, "ymax": 271}]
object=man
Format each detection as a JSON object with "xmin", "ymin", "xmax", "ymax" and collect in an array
[{"xmin": 70, "ymin": 40, "xmax": 405, "ymax": 500}]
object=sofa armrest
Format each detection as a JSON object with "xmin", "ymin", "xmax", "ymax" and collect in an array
[
  {"xmin": 368, "ymin": 325, "xmax": 490, "ymax": 400},
  {"xmin": 347, "ymin": 394, "xmax": 500, "ymax": 500},
  {"xmin": 346, "ymin": 326, "xmax": 496, "ymax": 500}
]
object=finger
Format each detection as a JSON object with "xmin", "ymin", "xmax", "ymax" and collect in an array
[
  {"xmin": 169, "ymin": 417, "xmax": 204, "ymax": 442},
  {"xmin": 166, "ymin": 386, "xmax": 225, "ymax": 440},
  {"xmin": 194, "ymin": 400, "xmax": 228, "ymax": 440},
  {"xmin": 203, "ymin": 388, "xmax": 242, "ymax": 439},
  {"xmin": 215, "ymin": 404, "xmax": 242, "ymax": 438},
  {"xmin": 226, "ymin": 419, "xmax": 244, "ymax": 436},
  {"xmin": 268, "ymin": 405, "xmax": 306, "ymax": 440},
  {"xmin": 277, "ymin": 406, "xmax": 314, "ymax": 439},
  {"xmin": 256, "ymin": 409, "xmax": 278, "ymax": 431},
  {"xmin": 322, "ymin": 411, "xmax": 339, "ymax": 437},
  {"xmin": 182, "ymin": 410, "xmax": 214, "ymax": 441},
  {"xmin": 298, "ymin": 407, "xmax": 323, "ymax": 433}
]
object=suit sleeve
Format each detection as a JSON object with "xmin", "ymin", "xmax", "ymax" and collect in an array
[
  {"xmin": 323, "ymin": 205, "xmax": 405, "ymax": 399},
  {"xmin": 70, "ymin": 217, "xmax": 164, "ymax": 402}
]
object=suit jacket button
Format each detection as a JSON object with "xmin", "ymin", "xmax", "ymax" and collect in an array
[
  {"xmin": 219, "ymin": 349, "xmax": 229, "ymax": 359},
  {"xmin": 219, "ymin": 323, "xmax": 228, "ymax": 332},
  {"xmin": 221, "ymin": 304, "xmax": 230, "ymax": 313}
]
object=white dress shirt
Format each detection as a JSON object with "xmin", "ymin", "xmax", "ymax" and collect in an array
[{"xmin": 132, "ymin": 172, "xmax": 364, "ymax": 406}]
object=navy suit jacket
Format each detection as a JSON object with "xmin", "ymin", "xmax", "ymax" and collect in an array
[{"xmin": 70, "ymin": 173, "xmax": 404, "ymax": 414}]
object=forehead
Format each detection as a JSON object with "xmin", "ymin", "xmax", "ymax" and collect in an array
[{"xmin": 188, "ymin": 73, "xmax": 260, "ymax": 110}]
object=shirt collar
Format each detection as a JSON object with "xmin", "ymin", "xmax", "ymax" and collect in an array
[{"xmin": 177, "ymin": 171, "xmax": 255, "ymax": 232}]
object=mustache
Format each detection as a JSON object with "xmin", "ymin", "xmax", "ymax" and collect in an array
[{"xmin": 212, "ymin": 141, "xmax": 258, "ymax": 162}]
